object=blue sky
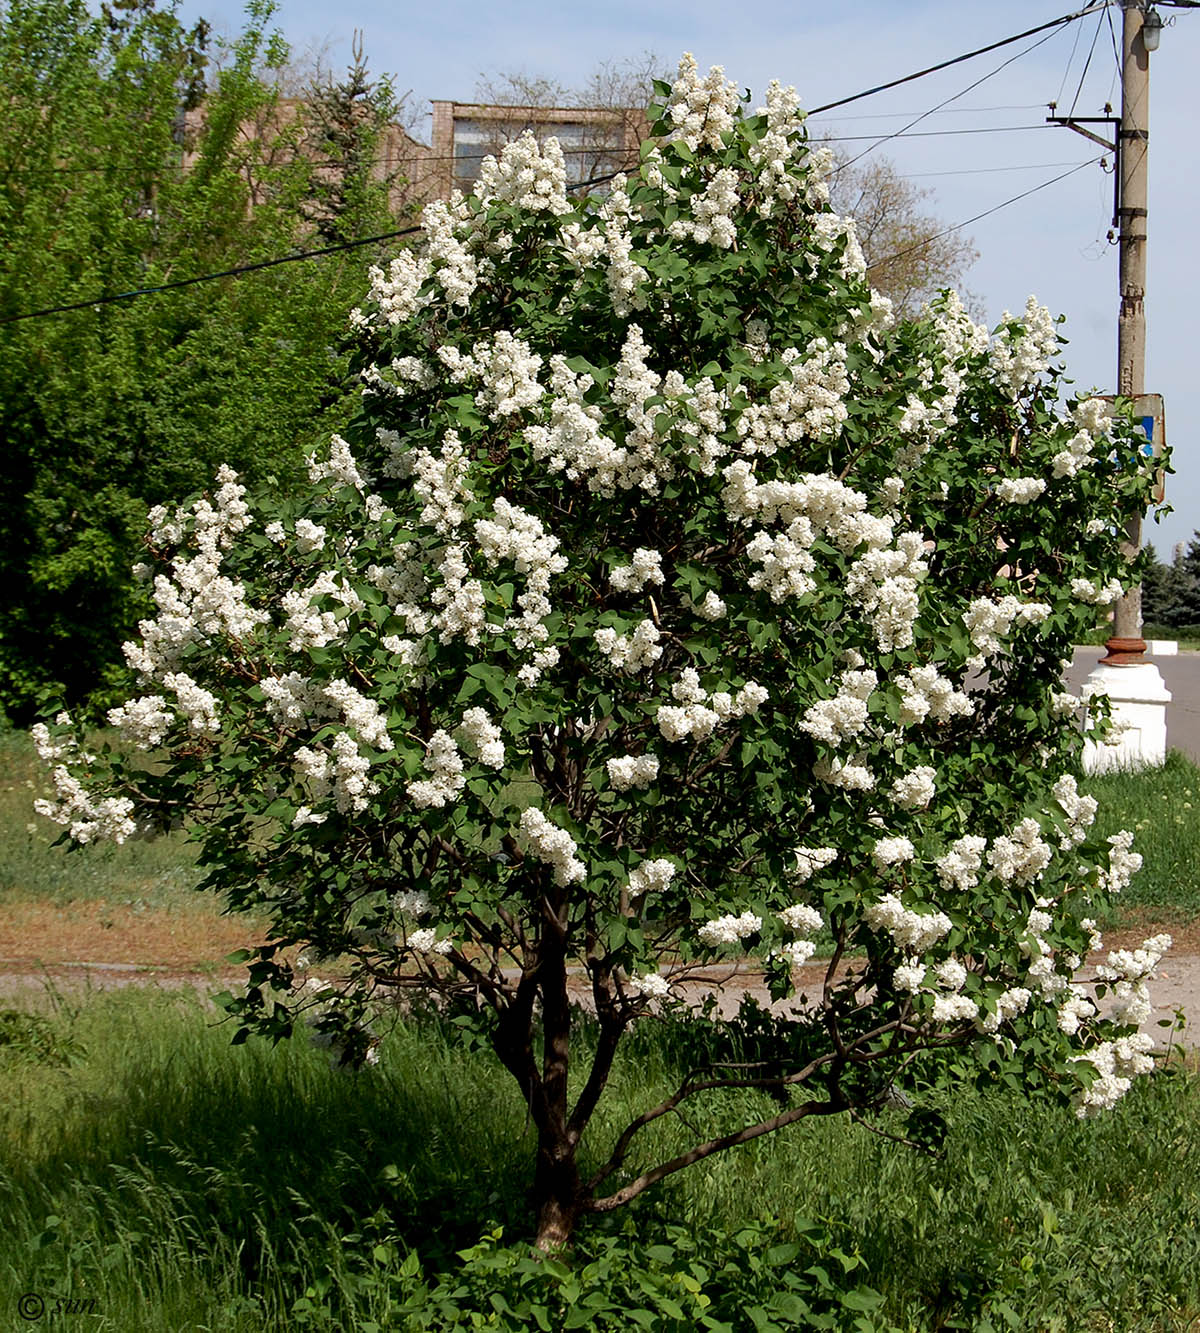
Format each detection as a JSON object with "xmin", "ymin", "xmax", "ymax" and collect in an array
[{"xmin": 184, "ymin": 0, "xmax": 1200, "ymax": 558}]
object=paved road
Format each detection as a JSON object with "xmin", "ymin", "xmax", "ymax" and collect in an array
[{"xmin": 1066, "ymin": 647, "xmax": 1200, "ymax": 764}]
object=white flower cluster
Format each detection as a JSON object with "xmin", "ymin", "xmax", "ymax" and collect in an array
[
  {"xmin": 995, "ymin": 477, "xmax": 1046, "ymax": 504},
  {"xmin": 810, "ymin": 212, "xmax": 866, "ymax": 279},
  {"xmin": 1073, "ymin": 1033, "xmax": 1156, "ymax": 1117},
  {"xmin": 519, "ymin": 806, "xmax": 586, "ymax": 886},
  {"xmin": 454, "ymin": 707, "xmax": 504, "ymax": 769},
  {"xmin": 106, "ymin": 694, "xmax": 175, "ymax": 749},
  {"xmin": 778, "ymin": 903, "xmax": 823, "ymax": 935},
  {"xmin": 440, "ymin": 332, "xmax": 545, "ymax": 421},
  {"xmin": 976, "ymin": 986, "xmax": 1032, "ymax": 1035},
  {"xmin": 126, "ymin": 467, "xmax": 268, "ymax": 681},
  {"xmin": 594, "ymin": 620, "xmax": 662, "ymax": 674},
  {"xmin": 1098, "ymin": 829, "xmax": 1142, "ymax": 895},
  {"xmin": 609, "ymin": 548, "xmax": 664, "ymax": 593},
  {"xmin": 161, "ymin": 672, "xmax": 220, "ymax": 734},
  {"xmin": 321, "ymin": 679, "xmax": 391, "ymax": 749},
  {"xmin": 724, "ymin": 466, "xmax": 926, "ymax": 647},
  {"xmin": 407, "ymin": 730, "xmax": 466, "ymax": 809},
  {"xmin": 790, "ymin": 845, "xmax": 838, "ymax": 883},
  {"xmin": 799, "ymin": 669, "xmax": 876, "ymax": 746},
  {"xmin": 423, "ymin": 196, "xmax": 480, "ymax": 309},
  {"xmin": 294, "ymin": 732, "xmax": 377, "ymax": 815},
  {"xmin": 656, "ymin": 672, "xmax": 768, "ymax": 743},
  {"xmin": 774, "ymin": 939, "xmax": 820, "ymax": 969},
  {"xmin": 843, "ymin": 532, "xmax": 929, "ymax": 653},
  {"xmin": 734, "ymin": 339, "xmax": 850, "ymax": 455},
  {"xmin": 871, "ymin": 836, "xmax": 915, "ymax": 870},
  {"xmin": 1056, "ymin": 987, "xmax": 1097, "ymax": 1036},
  {"xmin": 524, "ymin": 356, "xmax": 623, "ymax": 495},
  {"xmin": 988, "ymin": 817, "xmax": 1053, "ymax": 886},
  {"xmin": 888, "ymin": 766, "xmax": 937, "ymax": 810},
  {"xmin": 419, "ymin": 545, "xmax": 482, "ymax": 648},
  {"xmin": 475, "ymin": 130, "xmax": 571, "ymax": 216},
  {"xmin": 475, "ymin": 496, "xmax": 567, "ymax": 669},
  {"xmin": 1051, "ymin": 773, "xmax": 1097, "ymax": 848},
  {"xmin": 989, "ymin": 296, "xmax": 1060, "ymax": 398},
  {"xmin": 691, "ymin": 590, "xmax": 727, "ymax": 620},
  {"xmin": 392, "ymin": 889, "xmax": 432, "ymax": 920},
  {"xmin": 1052, "ymin": 429, "xmax": 1098, "ymax": 480},
  {"xmin": 698, "ymin": 911, "xmax": 762, "ymax": 948},
  {"xmin": 892, "ymin": 293, "xmax": 989, "ymax": 466},
  {"xmin": 360, "ymin": 250, "xmax": 433, "ymax": 327},
  {"xmin": 606, "ymin": 753, "xmax": 660, "ymax": 791},
  {"xmin": 813, "ymin": 754, "xmax": 875, "ymax": 792},
  {"xmin": 1070, "ymin": 576, "xmax": 1123, "ymax": 607},
  {"xmin": 665, "ymin": 52, "xmax": 740, "ymax": 152},
  {"xmin": 962, "ymin": 595, "xmax": 1050, "ymax": 660},
  {"xmin": 863, "ymin": 893, "xmax": 952, "ymax": 952},
  {"xmin": 1095, "ymin": 932, "xmax": 1171, "ymax": 1027},
  {"xmin": 743, "ymin": 521, "xmax": 817, "ymax": 602},
  {"xmin": 31, "ymin": 720, "xmax": 137, "ymax": 845},
  {"xmin": 748, "ymin": 81, "xmax": 807, "ymax": 211},
  {"xmin": 668, "ymin": 167, "xmax": 740, "ymax": 248},
  {"xmin": 412, "ymin": 431, "xmax": 473, "ymax": 534},
  {"xmin": 595, "ymin": 179, "xmax": 649, "ymax": 317},
  {"xmin": 407, "ymin": 926, "xmax": 454, "ymax": 956},
  {"xmin": 935, "ymin": 835, "xmax": 988, "ymax": 892},
  {"xmin": 282, "ymin": 570, "xmax": 364, "ymax": 653},
  {"xmin": 627, "ymin": 970, "xmax": 672, "ymax": 1000},
  {"xmin": 895, "ymin": 665, "xmax": 974, "ymax": 727},
  {"xmin": 931, "ymin": 993, "xmax": 980, "ymax": 1025},
  {"xmin": 308, "ymin": 434, "xmax": 368, "ymax": 492},
  {"xmin": 772, "ymin": 898, "xmax": 824, "ymax": 965},
  {"xmin": 628, "ymin": 858, "xmax": 676, "ymax": 897}
]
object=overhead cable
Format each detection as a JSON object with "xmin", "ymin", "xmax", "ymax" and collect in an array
[
  {"xmin": 808, "ymin": 1, "xmax": 1111, "ymax": 116},
  {"xmin": 866, "ymin": 157, "xmax": 1102, "ymax": 272}
]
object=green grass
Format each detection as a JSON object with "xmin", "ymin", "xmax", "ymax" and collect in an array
[
  {"xmin": 0, "ymin": 730, "xmax": 200, "ymax": 912},
  {"xmin": 1078, "ymin": 622, "xmax": 1200, "ymax": 651},
  {"xmin": 1084, "ymin": 749, "xmax": 1200, "ymax": 921},
  {"xmin": 0, "ymin": 988, "xmax": 1196, "ymax": 1330}
]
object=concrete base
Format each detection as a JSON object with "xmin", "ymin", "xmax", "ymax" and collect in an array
[{"xmin": 1083, "ymin": 661, "xmax": 1172, "ymax": 774}]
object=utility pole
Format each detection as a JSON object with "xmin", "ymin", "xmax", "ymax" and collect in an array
[
  {"xmin": 1078, "ymin": 0, "xmax": 1172, "ymax": 772},
  {"xmin": 1104, "ymin": 0, "xmax": 1152, "ymax": 664}
]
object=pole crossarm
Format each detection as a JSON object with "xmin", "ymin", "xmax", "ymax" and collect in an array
[{"xmin": 1046, "ymin": 112, "xmax": 1121, "ymax": 222}]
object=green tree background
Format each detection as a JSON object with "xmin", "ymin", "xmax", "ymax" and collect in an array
[{"xmin": 0, "ymin": 0, "xmax": 408, "ymax": 721}]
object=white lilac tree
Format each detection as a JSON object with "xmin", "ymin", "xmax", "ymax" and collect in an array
[{"xmin": 35, "ymin": 55, "xmax": 1167, "ymax": 1250}]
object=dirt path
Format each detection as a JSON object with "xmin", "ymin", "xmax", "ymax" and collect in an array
[{"xmin": 2, "ymin": 935, "xmax": 1196, "ymax": 1050}]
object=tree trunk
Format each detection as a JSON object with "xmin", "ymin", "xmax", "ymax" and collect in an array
[{"xmin": 533, "ymin": 1140, "xmax": 582, "ymax": 1250}]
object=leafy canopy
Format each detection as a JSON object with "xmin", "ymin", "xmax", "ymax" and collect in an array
[{"xmin": 35, "ymin": 54, "xmax": 1166, "ymax": 1248}]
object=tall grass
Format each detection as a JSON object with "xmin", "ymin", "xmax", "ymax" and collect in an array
[
  {"xmin": 0, "ymin": 730, "xmax": 199, "ymax": 911},
  {"xmin": 1084, "ymin": 750, "xmax": 1200, "ymax": 920},
  {"xmin": 0, "ymin": 988, "xmax": 1196, "ymax": 1330}
]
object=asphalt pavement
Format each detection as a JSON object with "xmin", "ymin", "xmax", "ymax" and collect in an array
[{"xmin": 1066, "ymin": 646, "xmax": 1200, "ymax": 765}]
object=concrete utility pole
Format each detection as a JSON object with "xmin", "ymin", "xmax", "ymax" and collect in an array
[
  {"xmin": 1084, "ymin": 0, "xmax": 1171, "ymax": 771},
  {"xmin": 1105, "ymin": 0, "xmax": 1152, "ymax": 662}
]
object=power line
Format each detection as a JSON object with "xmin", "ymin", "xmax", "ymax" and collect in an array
[
  {"xmin": 818, "ymin": 103, "xmax": 1045, "ymax": 122},
  {"xmin": 867, "ymin": 157, "xmax": 1103, "ymax": 272},
  {"xmin": 1068, "ymin": 7, "xmax": 1107, "ymax": 117},
  {"xmin": 899, "ymin": 159, "xmax": 1093, "ymax": 179},
  {"xmin": 807, "ymin": 1, "xmax": 1112, "ymax": 116},
  {"xmin": 823, "ymin": 125, "xmax": 1053, "ymax": 140},
  {"xmin": 1055, "ymin": 14, "xmax": 1087, "ymax": 106},
  {"xmin": 0, "ymin": 161, "xmax": 629, "ymax": 325},
  {"xmin": 835, "ymin": 25, "xmax": 1065, "ymax": 174},
  {"xmin": 0, "ymin": 224, "xmax": 423, "ymax": 325}
]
